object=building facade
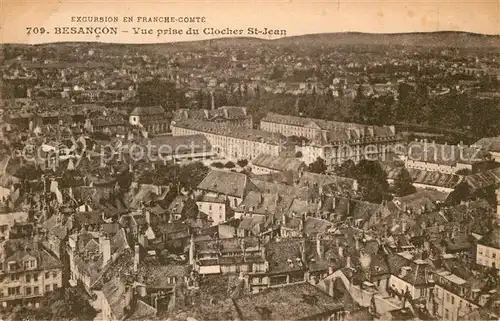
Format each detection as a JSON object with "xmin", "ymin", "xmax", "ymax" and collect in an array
[
  {"xmin": 260, "ymin": 112, "xmax": 400, "ymax": 167},
  {"xmin": 0, "ymin": 243, "xmax": 63, "ymax": 308},
  {"xmin": 172, "ymin": 119, "xmax": 293, "ymax": 161}
]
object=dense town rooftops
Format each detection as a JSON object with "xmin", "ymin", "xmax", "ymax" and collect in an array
[
  {"xmin": 232, "ymin": 282, "xmax": 344, "ymax": 320},
  {"xmin": 172, "ymin": 118, "xmax": 289, "ymax": 146},
  {"xmin": 385, "ymin": 166, "xmax": 464, "ymax": 189}
]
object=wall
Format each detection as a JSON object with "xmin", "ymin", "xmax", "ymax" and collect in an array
[{"xmin": 196, "ymin": 201, "xmax": 227, "ymax": 226}]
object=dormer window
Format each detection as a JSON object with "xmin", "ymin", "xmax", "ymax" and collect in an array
[{"xmin": 8, "ymin": 262, "xmax": 17, "ymax": 272}]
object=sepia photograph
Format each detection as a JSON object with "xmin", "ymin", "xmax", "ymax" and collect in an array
[{"xmin": 0, "ymin": 0, "xmax": 499, "ymax": 320}]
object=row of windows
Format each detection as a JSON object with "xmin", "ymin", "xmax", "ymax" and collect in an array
[{"xmin": 3, "ymin": 284, "xmax": 56, "ymax": 297}]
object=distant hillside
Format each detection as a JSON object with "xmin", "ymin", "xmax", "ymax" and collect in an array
[
  {"xmin": 274, "ymin": 31, "xmax": 500, "ymax": 48},
  {"xmin": 7, "ymin": 31, "xmax": 500, "ymax": 50}
]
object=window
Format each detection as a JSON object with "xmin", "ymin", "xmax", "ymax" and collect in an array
[
  {"xmin": 33, "ymin": 273, "xmax": 38, "ymax": 282},
  {"xmin": 451, "ymin": 296, "xmax": 455, "ymax": 304},
  {"xmin": 52, "ymin": 271, "xmax": 57, "ymax": 278},
  {"xmin": 25, "ymin": 287, "xmax": 32, "ymax": 295},
  {"xmin": 26, "ymin": 274, "xmax": 31, "ymax": 282},
  {"xmin": 45, "ymin": 272, "xmax": 50, "ymax": 279},
  {"xmin": 446, "ymin": 293, "xmax": 450, "ymax": 302},
  {"xmin": 445, "ymin": 309, "xmax": 449, "ymax": 320},
  {"xmin": 52, "ymin": 284, "xmax": 57, "ymax": 290},
  {"xmin": 209, "ymin": 205, "xmax": 212, "ymax": 211},
  {"xmin": 11, "ymin": 274, "xmax": 19, "ymax": 281},
  {"xmin": 45, "ymin": 285, "xmax": 50, "ymax": 292},
  {"xmin": 34, "ymin": 287, "xmax": 39, "ymax": 295}
]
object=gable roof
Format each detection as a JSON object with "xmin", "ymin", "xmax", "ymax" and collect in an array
[
  {"xmin": 233, "ymin": 282, "xmax": 344, "ymax": 320},
  {"xmin": 197, "ymin": 170, "xmax": 256, "ymax": 198},
  {"xmin": 251, "ymin": 153, "xmax": 305, "ymax": 172},
  {"xmin": 130, "ymin": 106, "xmax": 165, "ymax": 116}
]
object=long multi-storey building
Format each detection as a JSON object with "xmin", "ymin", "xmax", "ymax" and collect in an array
[
  {"xmin": 405, "ymin": 141, "xmax": 491, "ymax": 175},
  {"xmin": 171, "ymin": 118, "xmax": 294, "ymax": 161},
  {"xmin": 260, "ymin": 112, "xmax": 401, "ymax": 167}
]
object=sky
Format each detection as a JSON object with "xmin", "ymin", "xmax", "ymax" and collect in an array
[{"xmin": 1, "ymin": 0, "xmax": 499, "ymax": 44}]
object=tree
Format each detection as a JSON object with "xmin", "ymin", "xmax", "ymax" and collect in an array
[
  {"xmin": 335, "ymin": 159, "xmax": 357, "ymax": 178},
  {"xmin": 308, "ymin": 157, "xmax": 327, "ymax": 174},
  {"xmin": 355, "ymin": 159, "xmax": 390, "ymax": 203},
  {"xmin": 179, "ymin": 162, "xmax": 209, "ymax": 190},
  {"xmin": 224, "ymin": 161, "xmax": 236, "ymax": 169},
  {"xmin": 136, "ymin": 77, "xmax": 185, "ymax": 112},
  {"xmin": 237, "ymin": 159, "xmax": 248, "ymax": 168},
  {"xmin": 211, "ymin": 162, "xmax": 224, "ymax": 168},
  {"xmin": 393, "ymin": 168, "xmax": 416, "ymax": 197},
  {"xmin": 181, "ymin": 198, "xmax": 199, "ymax": 220}
]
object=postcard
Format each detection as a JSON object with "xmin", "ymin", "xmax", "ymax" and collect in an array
[{"xmin": 0, "ymin": 1, "xmax": 499, "ymax": 321}]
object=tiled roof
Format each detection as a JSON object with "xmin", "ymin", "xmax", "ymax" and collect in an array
[
  {"xmin": 197, "ymin": 170, "xmax": 256, "ymax": 198},
  {"xmin": 102, "ymin": 277, "xmax": 130, "ymax": 320},
  {"xmin": 236, "ymin": 191, "xmax": 291, "ymax": 216},
  {"xmin": 474, "ymin": 136, "xmax": 500, "ymax": 153},
  {"xmin": 466, "ymin": 167, "xmax": 500, "ymax": 191},
  {"xmin": 388, "ymin": 252, "xmax": 433, "ymax": 286},
  {"xmin": 233, "ymin": 282, "xmax": 344, "ymax": 320},
  {"xmin": 265, "ymin": 238, "xmax": 305, "ymax": 274},
  {"xmin": 238, "ymin": 216, "xmax": 266, "ymax": 231},
  {"xmin": 251, "ymin": 153, "xmax": 305, "ymax": 172},
  {"xmin": 130, "ymin": 106, "xmax": 165, "ymax": 116},
  {"xmin": 407, "ymin": 142, "xmax": 490, "ymax": 166},
  {"xmin": 172, "ymin": 119, "xmax": 287, "ymax": 145},
  {"xmin": 387, "ymin": 167, "xmax": 464, "ymax": 189}
]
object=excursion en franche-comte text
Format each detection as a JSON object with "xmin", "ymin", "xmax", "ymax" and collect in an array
[{"xmin": 25, "ymin": 16, "xmax": 288, "ymax": 37}]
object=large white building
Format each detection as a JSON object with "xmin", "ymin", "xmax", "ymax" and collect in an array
[
  {"xmin": 404, "ymin": 141, "xmax": 491, "ymax": 175},
  {"xmin": 260, "ymin": 112, "xmax": 401, "ymax": 167},
  {"xmin": 171, "ymin": 119, "xmax": 294, "ymax": 161}
]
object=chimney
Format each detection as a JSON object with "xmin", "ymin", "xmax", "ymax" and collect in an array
[
  {"xmin": 346, "ymin": 256, "xmax": 351, "ymax": 268},
  {"xmin": 338, "ymin": 245, "xmax": 344, "ymax": 257},
  {"xmin": 316, "ymin": 234, "xmax": 323, "ymax": 259},
  {"xmin": 328, "ymin": 279, "xmax": 335, "ymax": 297},
  {"xmin": 145, "ymin": 210, "xmax": 151, "ymax": 226},
  {"xmin": 210, "ymin": 91, "xmax": 215, "ymax": 110},
  {"xmin": 300, "ymin": 239, "xmax": 306, "ymax": 263},
  {"xmin": 100, "ymin": 236, "xmax": 111, "ymax": 268},
  {"xmin": 189, "ymin": 234, "xmax": 195, "ymax": 266},
  {"xmin": 134, "ymin": 244, "xmax": 140, "ymax": 272},
  {"xmin": 355, "ymin": 236, "xmax": 360, "ymax": 251}
]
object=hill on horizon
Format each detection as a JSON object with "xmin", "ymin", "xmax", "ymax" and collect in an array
[{"xmin": 6, "ymin": 31, "xmax": 500, "ymax": 50}]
